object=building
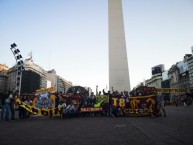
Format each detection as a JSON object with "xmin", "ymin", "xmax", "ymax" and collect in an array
[
  {"xmin": 62, "ymin": 79, "xmax": 73, "ymax": 94},
  {"xmin": 168, "ymin": 64, "xmax": 180, "ymax": 89},
  {"xmin": 24, "ymin": 58, "xmax": 47, "ymax": 89},
  {"xmin": 57, "ymin": 76, "xmax": 73, "ymax": 94},
  {"xmin": 146, "ymin": 65, "xmax": 165, "ymax": 88},
  {"xmin": 7, "ymin": 65, "xmax": 17, "ymax": 92},
  {"xmin": 168, "ymin": 63, "xmax": 180, "ymax": 102},
  {"xmin": 187, "ymin": 48, "xmax": 193, "ymax": 90},
  {"xmin": 47, "ymin": 69, "xmax": 57, "ymax": 88},
  {"xmin": 0, "ymin": 64, "xmax": 9, "ymax": 92},
  {"xmin": 56, "ymin": 75, "xmax": 65, "ymax": 93},
  {"xmin": 0, "ymin": 64, "xmax": 9, "ymax": 72},
  {"xmin": 47, "ymin": 69, "xmax": 73, "ymax": 93},
  {"xmin": 176, "ymin": 55, "xmax": 191, "ymax": 92},
  {"xmin": 7, "ymin": 57, "xmax": 47, "ymax": 93},
  {"xmin": 7, "ymin": 56, "xmax": 73, "ymax": 94},
  {"xmin": 109, "ymin": 0, "xmax": 131, "ymax": 92},
  {"xmin": 168, "ymin": 56, "xmax": 190, "ymax": 102},
  {"xmin": 161, "ymin": 70, "xmax": 170, "ymax": 101},
  {"xmin": 145, "ymin": 75, "xmax": 163, "ymax": 88}
]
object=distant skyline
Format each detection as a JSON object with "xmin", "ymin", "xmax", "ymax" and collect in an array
[{"xmin": 1, "ymin": 0, "xmax": 193, "ymax": 92}]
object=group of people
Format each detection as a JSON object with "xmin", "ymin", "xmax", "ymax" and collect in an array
[
  {"xmin": 0, "ymin": 88, "xmax": 169, "ymax": 120},
  {"xmin": 175, "ymin": 93, "xmax": 193, "ymax": 107},
  {"xmin": 52, "ymin": 91, "xmax": 80, "ymax": 118},
  {"xmin": 18, "ymin": 95, "xmax": 33, "ymax": 119}
]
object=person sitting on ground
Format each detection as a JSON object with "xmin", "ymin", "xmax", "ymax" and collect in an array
[
  {"xmin": 66, "ymin": 102, "xmax": 76, "ymax": 117},
  {"xmin": 111, "ymin": 105, "xmax": 118, "ymax": 117},
  {"xmin": 58, "ymin": 101, "xmax": 67, "ymax": 118}
]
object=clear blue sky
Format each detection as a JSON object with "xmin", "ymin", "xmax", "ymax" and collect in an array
[{"xmin": 1, "ymin": 0, "xmax": 193, "ymax": 92}]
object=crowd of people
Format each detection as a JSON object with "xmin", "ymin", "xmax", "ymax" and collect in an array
[
  {"xmin": 174, "ymin": 93, "xmax": 193, "ymax": 107},
  {"xmin": 2, "ymin": 87, "xmax": 188, "ymax": 121}
]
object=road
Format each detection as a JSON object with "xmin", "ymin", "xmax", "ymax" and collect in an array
[{"xmin": 0, "ymin": 105, "xmax": 193, "ymax": 145}]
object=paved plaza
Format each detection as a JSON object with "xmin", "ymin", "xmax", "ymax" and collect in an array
[{"xmin": 0, "ymin": 105, "xmax": 193, "ymax": 145}]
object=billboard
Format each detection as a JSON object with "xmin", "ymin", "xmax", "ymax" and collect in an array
[
  {"xmin": 152, "ymin": 64, "xmax": 164, "ymax": 76},
  {"xmin": 21, "ymin": 70, "xmax": 41, "ymax": 94}
]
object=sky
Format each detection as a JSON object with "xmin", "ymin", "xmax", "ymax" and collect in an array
[{"xmin": 0, "ymin": 0, "xmax": 193, "ymax": 93}]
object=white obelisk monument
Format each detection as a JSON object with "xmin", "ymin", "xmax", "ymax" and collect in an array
[{"xmin": 109, "ymin": 0, "xmax": 131, "ymax": 92}]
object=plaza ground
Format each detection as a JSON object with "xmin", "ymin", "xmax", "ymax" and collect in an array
[{"xmin": 0, "ymin": 105, "xmax": 193, "ymax": 145}]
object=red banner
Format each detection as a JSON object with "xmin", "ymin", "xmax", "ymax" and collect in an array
[{"xmin": 112, "ymin": 95, "xmax": 157, "ymax": 116}]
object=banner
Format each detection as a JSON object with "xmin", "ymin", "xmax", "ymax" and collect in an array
[
  {"xmin": 112, "ymin": 95, "xmax": 157, "ymax": 116},
  {"xmin": 35, "ymin": 87, "xmax": 56, "ymax": 94},
  {"xmin": 156, "ymin": 88, "xmax": 186, "ymax": 93},
  {"xmin": 133, "ymin": 86, "xmax": 186, "ymax": 94},
  {"xmin": 94, "ymin": 95, "xmax": 109, "ymax": 107},
  {"xmin": 15, "ymin": 98, "xmax": 63, "ymax": 116},
  {"xmin": 96, "ymin": 95, "xmax": 109, "ymax": 102},
  {"xmin": 80, "ymin": 107, "xmax": 102, "ymax": 112},
  {"xmin": 32, "ymin": 92, "xmax": 55, "ymax": 109}
]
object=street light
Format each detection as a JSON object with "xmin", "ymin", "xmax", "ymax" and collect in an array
[
  {"xmin": 11, "ymin": 43, "xmax": 17, "ymax": 48},
  {"xmin": 10, "ymin": 43, "xmax": 24, "ymax": 95}
]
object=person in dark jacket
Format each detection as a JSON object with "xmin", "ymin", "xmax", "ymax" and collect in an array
[{"xmin": 1, "ymin": 91, "xmax": 8, "ymax": 120}]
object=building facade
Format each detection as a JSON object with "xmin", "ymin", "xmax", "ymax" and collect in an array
[
  {"xmin": 168, "ymin": 58, "xmax": 190, "ymax": 102},
  {"xmin": 47, "ymin": 69, "xmax": 73, "ymax": 93},
  {"xmin": 187, "ymin": 53, "xmax": 193, "ymax": 90},
  {"xmin": 63, "ymin": 79, "xmax": 73, "ymax": 93},
  {"xmin": 0, "ymin": 64, "xmax": 9, "ymax": 92},
  {"xmin": 7, "ymin": 58, "xmax": 47, "ymax": 93},
  {"xmin": 146, "ymin": 64, "xmax": 165, "ymax": 88},
  {"xmin": 7, "ymin": 65, "xmax": 17, "ymax": 92},
  {"xmin": 145, "ymin": 75, "xmax": 163, "ymax": 88},
  {"xmin": 47, "ymin": 69, "xmax": 57, "ymax": 88},
  {"xmin": 0, "ymin": 64, "xmax": 9, "ymax": 72},
  {"xmin": 168, "ymin": 64, "xmax": 180, "ymax": 89},
  {"xmin": 24, "ymin": 58, "xmax": 47, "ymax": 89}
]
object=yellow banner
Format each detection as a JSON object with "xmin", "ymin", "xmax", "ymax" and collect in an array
[
  {"xmin": 35, "ymin": 87, "xmax": 56, "ymax": 94},
  {"xmin": 156, "ymin": 88, "xmax": 186, "ymax": 93},
  {"xmin": 80, "ymin": 107, "xmax": 102, "ymax": 112},
  {"xmin": 15, "ymin": 98, "xmax": 63, "ymax": 116}
]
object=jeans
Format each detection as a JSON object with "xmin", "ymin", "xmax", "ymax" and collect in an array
[
  {"xmin": 5, "ymin": 103, "xmax": 10, "ymax": 121},
  {"xmin": 10, "ymin": 103, "xmax": 15, "ymax": 120},
  {"xmin": 1, "ymin": 104, "xmax": 6, "ymax": 120}
]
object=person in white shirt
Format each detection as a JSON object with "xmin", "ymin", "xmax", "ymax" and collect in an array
[
  {"xmin": 5, "ymin": 90, "xmax": 19, "ymax": 121},
  {"xmin": 66, "ymin": 102, "xmax": 76, "ymax": 118},
  {"xmin": 66, "ymin": 103, "xmax": 75, "ymax": 113},
  {"xmin": 58, "ymin": 102, "xmax": 67, "ymax": 118}
]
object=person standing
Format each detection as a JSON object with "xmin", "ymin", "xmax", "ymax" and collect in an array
[
  {"xmin": 5, "ymin": 90, "xmax": 19, "ymax": 121},
  {"xmin": 5, "ymin": 91, "xmax": 12, "ymax": 121},
  {"xmin": 156, "ymin": 93, "xmax": 166, "ymax": 117},
  {"xmin": 0, "ymin": 91, "xmax": 7, "ymax": 120},
  {"xmin": 10, "ymin": 90, "xmax": 19, "ymax": 120}
]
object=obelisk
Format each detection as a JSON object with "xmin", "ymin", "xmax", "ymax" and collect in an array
[{"xmin": 109, "ymin": 0, "xmax": 131, "ymax": 92}]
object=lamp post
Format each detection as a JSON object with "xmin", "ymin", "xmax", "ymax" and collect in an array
[
  {"xmin": 59, "ymin": 78, "xmax": 65, "ymax": 94},
  {"xmin": 62, "ymin": 81, "xmax": 65, "ymax": 94},
  {"xmin": 10, "ymin": 43, "xmax": 24, "ymax": 95}
]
